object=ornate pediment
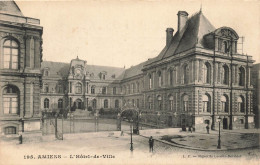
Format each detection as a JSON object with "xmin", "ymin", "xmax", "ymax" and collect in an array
[{"xmin": 215, "ymin": 27, "xmax": 239, "ymax": 40}]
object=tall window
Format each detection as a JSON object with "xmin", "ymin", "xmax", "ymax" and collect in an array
[
  {"xmin": 44, "ymin": 70, "xmax": 49, "ymax": 76},
  {"xmin": 169, "ymin": 95, "xmax": 174, "ymax": 111},
  {"xmin": 132, "ymin": 99, "xmax": 135, "ymax": 107},
  {"xmin": 183, "ymin": 64, "xmax": 189, "ymax": 84},
  {"xmin": 223, "ymin": 65, "xmax": 229, "ymax": 85},
  {"xmin": 3, "ymin": 39, "xmax": 19, "ymax": 69},
  {"xmin": 44, "ymin": 83, "xmax": 49, "ymax": 93},
  {"xmin": 137, "ymin": 99, "xmax": 139, "ymax": 108},
  {"xmin": 221, "ymin": 95, "xmax": 229, "ymax": 113},
  {"xmin": 149, "ymin": 74, "xmax": 152, "ymax": 89},
  {"xmin": 113, "ymin": 87, "xmax": 116, "ymax": 95},
  {"xmin": 133, "ymin": 83, "xmax": 136, "ymax": 93},
  {"xmin": 115, "ymin": 100, "xmax": 119, "ymax": 108},
  {"xmin": 202, "ymin": 94, "xmax": 210, "ymax": 113},
  {"xmin": 137, "ymin": 82, "xmax": 140, "ymax": 92},
  {"xmin": 58, "ymin": 99, "xmax": 63, "ymax": 109},
  {"xmin": 92, "ymin": 99, "xmax": 97, "ymax": 109},
  {"xmin": 158, "ymin": 71, "xmax": 162, "ymax": 87},
  {"xmin": 203, "ymin": 63, "xmax": 211, "ymax": 83},
  {"xmin": 237, "ymin": 96, "xmax": 245, "ymax": 113},
  {"xmin": 182, "ymin": 94, "xmax": 188, "ymax": 111},
  {"xmin": 75, "ymin": 83, "xmax": 82, "ymax": 94},
  {"xmin": 104, "ymin": 99, "xmax": 108, "ymax": 108},
  {"xmin": 239, "ymin": 67, "xmax": 245, "ymax": 86},
  {"xmin": 44, "ymin": 98, "xmax": 49, "ymax": 109},
  {"xmin": 223, "ymin": 41, "xmax": 229, "ymax": 53},
  {"xmin": 102, "ymin": 87, "xmax": 107, "ymax": 94},
  {"xmin": 57, "ymin": 85, "xmax": 63, "ymax": 93},
  {"xmin": 169, "ymin": 69, "xmax": 173, "ymax": 86},
  {"xmin": 91, "ymin": 86, "xmax": 95, "ymax": 94},
  {"xmin": 3, "ymin": 85, "xmax": 19, "ymax": 114},
  {"xmin": 148, "ymin": 96, "xmax": 152, "ymax": 110},
  {"xmin": 157, "ymin": 95, "xmax": 162, "ymax": 110}
]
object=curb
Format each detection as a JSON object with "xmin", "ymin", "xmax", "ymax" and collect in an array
[{"xmin": 138, "ymin": 134, "xmax": 259, "ymax": 152}]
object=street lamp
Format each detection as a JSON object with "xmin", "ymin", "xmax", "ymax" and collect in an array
[
  {"xmin": 157, "ymin": 112, "xmax": 160, "ymax": 129},
  {"xmin": 139, "ymin": 112, "xmax": 142, "ymax": 130},
  {"xmin": 130, "ymin": 119, "xmax": 133, "ymax": 152},
  {"xmin": 95, "ymin": 112, "xmax": 99, "ymax": 132},
  {"xmin": 217, "ymin": 116, "xmax": 222, "ymax": 149},
  {"xmin": 117, "ymin": 113, "xmax": 121, "ymax": 131}
]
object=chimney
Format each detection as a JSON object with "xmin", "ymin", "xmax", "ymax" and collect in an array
[
  {"xmin": 166, "ymin": 28, "xmax": 174, "ymax": 47},
  {"xmin": 177, "ymin": 11, "xmax": 189, "ymax": 32}
]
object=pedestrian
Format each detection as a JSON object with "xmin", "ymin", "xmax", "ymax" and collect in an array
[
  {"xmin": 121, "ymin": 130, "xmax": 124, "ymax": 136},
  {"xmin": 19, "ymin": 133, "xmax": 23, "ymax": 144},
  {"xmin": 206, "ymin": 124, "xmax": 209, "ymax": 134},
  {"xmin": 189, "ymin": 126, "xmax": 192, "ymax": 133},
  {"xmin": 149, "ymin": 136, "xmax": 154, "ymax": 153}
]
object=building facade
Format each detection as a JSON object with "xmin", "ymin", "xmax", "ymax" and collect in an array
[
  {"xmin": 0, "ymin": 1, "xmax": 43, "ymax": 136},
  {"xmin": 252, "ymin": 63, "xmax": 260, "ymax": 128},
  {"xmin": 40, "ymin": 10, "xmax": 255, "ymax": 130}
]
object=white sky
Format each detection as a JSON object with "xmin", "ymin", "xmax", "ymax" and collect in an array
[{"xmin": 16, "ymin": 0, "xmax": 260, "ymax": 68}]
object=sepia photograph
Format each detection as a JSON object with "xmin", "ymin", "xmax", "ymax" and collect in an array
[{"xmin": 0, "ymin": 0, "xmax": 259, "ymax": 164}]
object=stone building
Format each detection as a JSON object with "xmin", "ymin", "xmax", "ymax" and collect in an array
[
  {"xmin": 41, "ymin": 10, "xmax": 255, "ymax": 130},
  {"xmin": 252, "ymin": 63, "xmax": 260, "ymax": 128},
  {"xmin": 0, "ymin": 1, "xmax": 43, "ymax": 136}
]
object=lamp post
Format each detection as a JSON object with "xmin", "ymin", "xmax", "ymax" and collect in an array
[
  {"xmin": 217, "ymin": 116, "xmax": 222, "ymax": 149},
  {"xmin": 157, "ymin": 112, "xmax": 160, "ymax": 129},
  {"xmin": 139, "ymin": 112, "xmax": 142, "ymax": 130},
  {"xmin": 130, "ymin": 119, "xmax": 133, "ymax": 152},
  {"xmin": 117, "ymin": 113, "xmax": 121, "ymax": 131},
  {"xmin": 95, "ymin": 112, "xmax": 98, "ymax": 132}
]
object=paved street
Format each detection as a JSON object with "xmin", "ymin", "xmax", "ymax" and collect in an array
[{"xmin": 0, "ymin": 129, "xmax": 259, "ymax": 165}]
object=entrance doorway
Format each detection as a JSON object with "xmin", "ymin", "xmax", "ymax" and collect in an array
[{"xmin": 223, "ymin": 118, "xmax": 228, "ymax": 129}]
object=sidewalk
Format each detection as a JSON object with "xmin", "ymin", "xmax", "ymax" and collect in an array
[{"xmin": 139, "ymin": 128, "xmax": 260, "ymax": 151}]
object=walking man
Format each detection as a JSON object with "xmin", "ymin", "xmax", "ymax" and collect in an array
[
  {"xmin": 149, "ymin": 136, "xmax": 154, "ymax": 152},
  {"xmin": 206, "ymin": 124, "xmax": 209, "ymax": 134}
]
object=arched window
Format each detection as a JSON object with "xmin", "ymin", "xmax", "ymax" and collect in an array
[
  {"xmin": 169, "ymin": 95, "xmax": 174, "ymax": 111},
  {"xmin": 3, "ymin": 39, "xmax": 19, "ymax": 69},
  {"xmin": 44, "ymin": 98, "xmax": 49, "ymax": 109},
  {"xmin": 75, "ymin": 99, "xmax": 83, "ymax": 109},
  {"xmin": 58, "ymin": 99, "xmax": 63, "ymax": 109},
  {"xmin": 239, "ymin": 67, "xmax": 245, "ymax": 86},
  {"xmin": 203, "ymin": 62, "xmax": 211, "ymax": 83},
  {"xmin": 169, "ymin": 69, "xmax": 173, "ymax": 86},
  {"xmin": 237, "ymin": 96, "xmax": 245, "ymax": 113},
  {"xmin": 157, "ymin": 95, "xmax": 162, "ymax": 110},
  {"xmin": 3, "ymin": 85, "xmax": 19, "ymax": 114},
  {"xmin": 91, "ymin": 86, "xmax": 95, "ymax": 94},
  {"xmin": 92, "ymin": 99, "xmax": 97, "ymax": 109},
  {"xmin": 4, "ymin": 126, "xmax": 16, "ymax": 135},
  {"xmin": 115, "ymin": 100, "xmax": 119, "ymax": 108},
  {"xmin": 202, "ymin": 94, "xmax": 211, "ymax": 113},
  {"xmin": 182, "ymin": 94, "xmax": 189, "ymax": 111},
  {"xmin": 75, "ymin": 83, "xmax": 82, "ymax": 94},
  {"xmin": 223, "ymin": 41, "xmax": 229, "ymax": 53},
  {"xmin": 104, "ymin": 99, "xmax": 108, "ymax": 108},
  {"xmin": 132, "ymin": 99, "xmax": 135, "ymax": 107},
  {"xmin": 223, "ymin": 65, "xmax": 229, "ymax": 85},
  {"xmin": 149, "ymin": 74, "xmax": 152, "ymax": 89},
  {"xmin": 221, "ymin": 95, "xmax": 229, "ymax": 113},
  {"xmin": 148, "ymin": 96, "xmax": 152, "ymax": 110},
  {"xmin": 183, "ymin": 64, "xmax": 189, "ymax": 84},
  {"xmin": 158, "ymin": 71, "xmax": 162, "ymax": 87},
  {"xmin": 44, "ymin": 70, "xmax": 49, "ymax": 76}
]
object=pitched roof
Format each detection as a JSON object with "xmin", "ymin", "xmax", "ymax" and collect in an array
[
  {"xmin": 41, "ymin": 61, "xmax": 125, "ymax": 80},
  {"xmin": 123, "ymin": 61, "xmax": 147, "ymax": 79},
  {"xmin": 145, "ymin": 11, "xmax": 216, "ymax": 66},
  {"xmin": 0, "ymin": 1, "xmax": 24, "ymax": 16}
]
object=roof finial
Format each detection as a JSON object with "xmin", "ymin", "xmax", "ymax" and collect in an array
[
  {"xmin": 77, "ymin": 55, "xmax": 79, "ymax": 59},
  {"xmin": 200, "ymin": 3, "xmax": 202, "ymax": 13}
]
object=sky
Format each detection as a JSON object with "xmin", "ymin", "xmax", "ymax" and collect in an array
[{"xmin": 16, "ymin": 0, "xmax": 260, "ymax": 68}]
